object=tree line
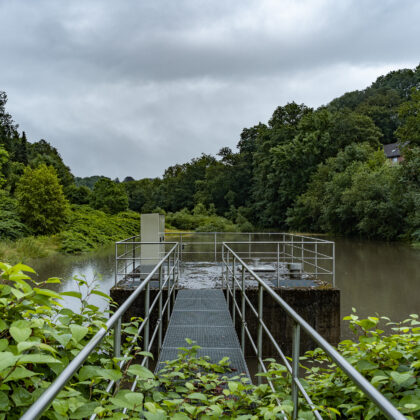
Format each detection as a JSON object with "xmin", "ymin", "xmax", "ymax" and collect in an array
[{"xmin": 1, "ymin": 65, "xmax": 419, "ymax": 244}]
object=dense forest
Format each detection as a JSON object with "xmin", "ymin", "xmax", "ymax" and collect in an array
[{"xmin": 1, "ymin": 65, "xmax": 419, "ymax": 259}]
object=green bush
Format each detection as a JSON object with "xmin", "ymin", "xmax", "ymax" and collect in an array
[
  {"xmin": 58, "ymin": 205, "xmax": 139, "ymax": 253},
  {"xmin": 166, "ymin": 207, "xmax": 239, "ymax": 232},
  {"xmin": 0, "ymin": 190, "xmax": 28, "ymax": 240}
]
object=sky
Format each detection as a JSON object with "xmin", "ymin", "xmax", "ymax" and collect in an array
[{"xmin": 0, "ymin": 0, "xmax": 419, "ymax": 180}]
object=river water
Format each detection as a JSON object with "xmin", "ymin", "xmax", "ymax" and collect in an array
[{"xmin": 29, "ymin": 237, "xmax": 419, "ymax": 338}]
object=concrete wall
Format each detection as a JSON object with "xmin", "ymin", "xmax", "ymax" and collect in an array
[
  {"xmin": 227, "ymin": 286, "xmax": 340, "ymax": 357},
  {"xmin": 110, "ymin": 284, "xmax": 340, "ymax": 359}
]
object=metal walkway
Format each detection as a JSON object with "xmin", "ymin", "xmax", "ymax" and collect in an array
[{"xmin": 155, "ymin": 289, "xmax": 250, "ymax": 378}]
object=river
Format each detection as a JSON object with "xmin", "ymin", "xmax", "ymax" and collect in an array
[{"xmin": 29, "ymin": 237, "xmax": 419, "ymax": 338}]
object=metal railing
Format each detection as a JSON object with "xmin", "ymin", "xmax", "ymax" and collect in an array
[
  {"xmin": 165, "ymin": 232, "xmax": 335, "ymax": 286},
  {"xmin": 22, "ymin": 242, "xmax": 180, "ymax": 420},
  {"xmin": 222, "ymin": 243, "xmax": 405, "ymax": 420}
]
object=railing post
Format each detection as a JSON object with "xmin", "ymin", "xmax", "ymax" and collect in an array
[
  {"xmin": 113, "ymin": 318, "xmax": 121, "ymax": 358},
  {"xmin": 257, "ymin": 283, "xmax": 263, "ymax": 385},
  {"xmin": 332, "ymin": 242, "xmax": 335, "ymax": 287},
  {"xmin": 301, "ymin": 236, "xmax": 304, "ymax": 273},
  {"xmin": 124, "ymin": 242, "xmax": 127, "ymax": 280},
  {"xmin": 276, "ymin": 242, "xmax": 280, "ymax": 287},
  {"xmin": 214, "ymin": 232, "xmax": 217, "ymax": 262},
  {"xmin": 144, "ymin": 282, "xmax": 150, "ymax": 368},
  {"xmin": 232, "ymin": 257, "xmax": 236, "ymax": 326},
  {"xmin": 226, "ymin": 251, "xmax": 230, "ymax": 306},
  {"xmin": 180, "ymin": 233, "xmax": 183, "ymax": 262},
  {"xmin": 115, "ymin": 242, "xmax": 118, "ymax": 286},
  {"xmin": 315, "ymin": 242, "xmax": 318, "ymax": 279},
  {"xmin": 292, "ymin": 322, "xmax": 301, "ymax": 420},
  {"xmin": 241, "ymin": 265, "xmax": 245, "ymax": 353},
  {"xmin": 221, "ymin": 246, "xmax": 225, "ymax": 286},
  {"xmin": 248, "ymin": 233, "xmax": 251, "ymax": 259},
  {"xmin": 158, "ymin": 265, "xmax": 163, "ymax": 352},
  {"xmin": 132, "ymin": 241, "xmax": 135, "ymax": 275},
  {"xmin": 167, "ymin": 254, "xmax": 172, "ymax": 323}
]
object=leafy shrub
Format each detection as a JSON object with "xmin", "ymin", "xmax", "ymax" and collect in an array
[
  {"xmin": 166, "ymin": 207, "xmax": 239, "ymax": 232},
  {"xmin": 58, "ymin": 205, "xmax": 139, "ymax": 253},
  {"xmin": 0, "ymin": 190, "xmax": 28, "ymax": 240}
]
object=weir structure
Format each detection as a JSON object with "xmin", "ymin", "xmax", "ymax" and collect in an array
[{"xmin": 22, "ymin": 232, "xmax": 405, "ymax": 420}]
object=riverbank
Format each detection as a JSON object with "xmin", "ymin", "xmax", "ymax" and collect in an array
[{"xmin": 0, "ymin": 205, "xmax": 140, "ymax": 264}]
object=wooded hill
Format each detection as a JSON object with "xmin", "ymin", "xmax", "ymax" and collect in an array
[{"xmin": 1, "ymin": 65, "xmax": 419, "ymax": 248}]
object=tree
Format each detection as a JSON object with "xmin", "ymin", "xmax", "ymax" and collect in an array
[
  {"xmin": 395, "ymin": 88, "xmax": 420, "ymax": 146},
  {"xmin": 16, "ymin": 164, "xmax": 70, "ymax": 234},
  {"xmin": 90, "ymin": 177, "xmax": 128, "ymax": 214},
  {"xmin": 65, "ymin": 184, "xmax": 92, "ymax": 205}
]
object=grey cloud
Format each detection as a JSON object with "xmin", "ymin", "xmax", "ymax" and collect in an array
[{"xmin": 0, "ymin": 0, "xmax": 419, "ymax": 178}]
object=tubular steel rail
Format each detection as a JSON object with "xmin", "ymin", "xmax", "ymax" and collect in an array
[
  {"xmin": 222, "ymin": 242, "xmax": 405, "ymax": 420},
  {"xmin": 21, "ymin": 243, "xmax": 180, "ymax": 420},
  {"xmin": 165, "ymin": 232, "xmax": 335, "ymax": 286}
]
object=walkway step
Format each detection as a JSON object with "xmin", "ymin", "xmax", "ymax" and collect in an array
[{"xmin": 155, "ymin": 289, "xmax": 250, "ymax": 378}]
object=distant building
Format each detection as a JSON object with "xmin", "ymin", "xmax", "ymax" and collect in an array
[{"xmin": 383, "ymin": 142, "xmax": 404, "ymax": 163}]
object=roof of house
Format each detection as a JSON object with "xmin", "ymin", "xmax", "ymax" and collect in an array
[{"xmin": 383, "ymin": 142, "xmax": 401, "ymax": 158}]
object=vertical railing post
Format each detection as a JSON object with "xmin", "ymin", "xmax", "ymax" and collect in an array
[
  {"xmin": 158, "ymin": 265, "xmax": 163, "ymax": 352},
  {"xmin": 124, "ymin": 242, "xmax": 127, "ymax": 280},
  {"xmin": 315, "ymin": 242, "xmax": 318, "ymax": 279},
  {"xmin": 132, "ymin": 240, "xmax": 135, "ymax": 275},
  {"xmin": 214, "ymin": 232, "xmax": 217, "ymax": 262},
  {"xmin": 180, "ymin": 233, "xmax": 183, "ymax": 262},
  {"xmin": 276, "ymin": 242, "xmax": 280, "ymax": 287},
  {"xmin": 115, "ymin": 242, "xmax": 118, "ymax": 286},
  {"xmin": 113, "ymin": 318, "xmax": 121, "ymax": 358},
  {"xmin": 248, "ymin": 233, "xmax": 251, "ymax": 259},
  {"xmin": 291, "ymin": 235, "xmax": 294, "ymax": 264},
  {"xmin": 221, "ymin": 245, "xmax": 225, "ymax": 286},
  {"xmin": 241, "ymin": 265, "xmax": 245, "ymax": 353},
  {"xmin": 226, "ymin": 251, "xmax": 230, "ymax": 307},
  {"xmin": 332, "ymin": 242, "xmax": 335, "ymax": 287},
  {"xmin": 257, "ymin": 283, "xmax": 263, "ymax": 385},
  {"xmin": 292, "ymin": 322, "xmax": 301, "ymax": 420},
  {"xmin": 144, "ymin": 282, "xmax": 150, "ymax": 368},
  {"xmin": 232, "ymin": 257, "xmax": 236, "ymax": 326},
  {"xmin": 168, "ymin": 254, "xmax": 172, "ymax": 323}
]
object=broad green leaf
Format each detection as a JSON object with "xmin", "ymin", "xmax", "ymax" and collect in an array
[
  {"xmin": 91, "ymin": 290, "xmax": 111, "ymax": 300},
  {"xmin": 124, "ymin": 392, "xmax": 144, "ymax": 406},
  {"xmin": 70, "ymin": 325, "xmax": 89, "ymax": 343},
  {"xmin": 0, "ymin": 352, "xmax": 18, "ymax": 371},
  {"xmin": 0, "ymin": 339, "xmax": 8, "ymax": 351},
  {"xmin": 0, "ymin": 391, "xmax": 10, "ymax": 410},
  {"xmin": 0, "ymin": 320, "xmax": 7, "ymax": 332},
  {"xmin": 188, "ymin": 392, "xmax": 207, "ymax": 401},
  {"xmin": 3, "ymin": 366, "xmax": 38, "ymax": 382},
  {"xmin": 127, "ymin": 364, "xmax": 155, "ymax": 379},
  {"xmin": 69, "ymin": 402, "xmax": 100, "ymax": 419},
  {"xmin": 9, "ymin": 320, "xmax": 32, "ymax": 343},
  {"xmin": 34, "ymin": 288, "xmax": 62, "ymax": 299},
  {"xmin": 18, "ymin": 354, "xmax": 61, "ymax": 365},
  {"xmin": 60, "ymin": 291, "xmax": 82, "ymax": 299},
  {"xmin": 46, "ymin": 277, "xmax": 61, "ymax": 284},
  {"xmin": 356, "ymin": 359, "xmax": 378, "ymax": 371},
  {"xmin": 390, "ymin": 371, "xmax": 413, "ymax": 385}
]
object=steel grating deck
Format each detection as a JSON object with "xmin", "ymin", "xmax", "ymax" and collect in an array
[{"xmin": 155, "ymin": 289, "xmax": 250, "ymax": 378}]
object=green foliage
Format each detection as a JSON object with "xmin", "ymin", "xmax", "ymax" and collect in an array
[
  {"xmin": 64, "ymin": 184, "xmax": 92, "ymax": 205},
  {"xmin": 287, "ymin": 143, "xmax": 419, "ymax": 240},
  {"xmin": 302, "ymin": 311, "xmax": 420, "ymax": 419},
  {"xmin": 0, "ymin": 236, "xmax": 59, "ymax": 263},
  {"xmin": 166, "ymin": 206, "xmax": 239, "ymax": 232},
  {"xmin": 0, "ymin": 262, "xmax": 417, "ymax": 419},
  {"xmin": 396, "ymin": 88, "xmax": 420, "ymax": 146},
  {"xmin": 90, "ymin": 177, "xmax": 129, "ymax": 214},
  {"xmin": 15, "ymin": 164, "xmax": 70, "ymax": 235},
  {"xmin": 58, "ymin": 205, "xmax": 139, "ymax": 253},
  {"xmin": 0, "ymin": 190, "xmax": 28, "ymax": 240}
]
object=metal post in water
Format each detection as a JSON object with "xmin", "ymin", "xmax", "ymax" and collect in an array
[
  {"xmin": 144, "ymin": 282, "xmax": 150, "ymax": 368},
  {"xmin": 257, "ymin": 283, "xmax": 263, "ymax": 385},
  {"xmin": 113, "ymin": 318, "xmax": 121, "ymax": 358},
  {"xmin": 292, "ymin": 322, "xmax": 301, "ymax": 420},
  {"xmin": 241, "ymin": 265, "xmax": 245, "ymax": 353},
  {"xmin": 158, "ymin": 265, "xmax": 163, "ymax": 352}
]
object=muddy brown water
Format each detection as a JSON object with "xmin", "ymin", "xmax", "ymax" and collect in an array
[{"xmin": 29, "ymin": 237, "xmax": 420, "ymax": 339}]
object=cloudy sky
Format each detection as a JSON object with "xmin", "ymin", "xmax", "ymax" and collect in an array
[{"xmin": 1, "ymin": 0, "xmax": 419, "ymax": 179}]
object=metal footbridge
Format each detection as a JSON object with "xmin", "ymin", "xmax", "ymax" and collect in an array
[
  {"xmin": 156, "ymin": 289, "xmax": 249, "ymax": 377},
  {"xmin": 22, "ymin": 233, "xmax": 405, "ymax": 420}
]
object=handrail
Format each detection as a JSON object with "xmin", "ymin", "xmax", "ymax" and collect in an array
[
  {"xmin": 21, "ymin": 243, "xmax": 179, "ymax": 420},
  {"xmin": 222, "ymin": 243, "xmax": 405, "ymax": 420}
]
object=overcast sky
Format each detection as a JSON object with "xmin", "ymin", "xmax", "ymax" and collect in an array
[{"xmin": 1, "ymin": 0, "xmax": 419, "ymax": 179}]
